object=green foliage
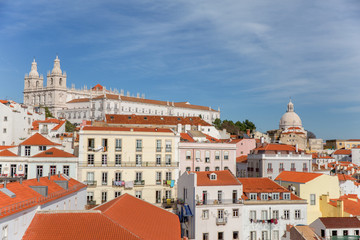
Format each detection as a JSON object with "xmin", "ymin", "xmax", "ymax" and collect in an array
[
  {"xmin": 65, "ymin": 120, "xmax": 76, "ymax": 132},
  {"xmin": 44, "ymin": 107, "xmax": 54, "ymax": 118},
  {"xmin": 213, "ymin": 118, "xmax": 256, "ymax": 135}
]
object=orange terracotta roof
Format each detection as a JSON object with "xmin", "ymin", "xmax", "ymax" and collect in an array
[
  {"xmin": 23, "ymin": 212, "xmax": 139, "ymax": 240},
  {"xmin": 333, "ymin": 149, "xmax": 351, "ymax": 155},
  {"xmin": 192, "ymin": 170, "xmax": 241, "ymax": 186},
  {"xmin": 105, "ymin": 114, "xmax": 211, "ymax": 126},
  {"xmin": 275, "ymin": 171, "xmax": 322, "ymax": 183},
  {"xmin": 203, "ymin": 134, "xmax": 221, "ymax": 143},
  {"xmin": 0, "ymin": 149, "xmax": 17, "ymax": 157},
  {"xmin": 66, "ymin": 98, "xmax": 90, "ymax": 103},
  {"xmin": 288, "ymin": 127, "xmax": 302, "ymax": 130},
  {"xmin": 337, "ymin": 174, "xmax": 356, "ymax": 181},
  {"xmin": 347, "ymin": 139, "xmax": 360, "ymax": 142},
  {"xmin": 32, "ymin": 148, "xmax": 76, "ymax": 158},
  {"xmin": 254, "ymin": 143, "xmax": 304, "ymax": 153},
  {"xmin": 94, "ymin": 194, "xmax": 181, "ymax": 240},
  {"xmin": 180, "ymin": 133, "xmax": 195, "ymax": 142},
  {"xmin": 52, "ymin": 120, "xmax": 65, "ymax": 131},
  {"xmin": 82, "ymin": 126, "xmax": 173, "ymax": 133},
  {"xmin": 0, "ymin": 100, "xmax": 8, "ymax": 104},
  {"xmin": 236, "ymin": 155, "xmax": 248, "ymax": 163},
  {"xmin": 238, "ymin": 178, "xmax": 302, "ymax": 200},
  {"xmin": 19, "ymin": 133, "xmax": 61, "ymax": 146},
  {"xmin": 92, "ymin": 84, "xmax": 104, "ymax": 91},
  {"xmin": 312, "ymin": 153, "xmax": 334, "ymax": 159},
  {"xmin": 0, "ymin": 175, "xmax": 86, "ymax": 219},
  {"xmin": 0, "ymin": 146, "xmax": 16, "ymax": 150},
  {"xmin": 318, "ymin": 217, "xmax": 360, "ymax": 228}
]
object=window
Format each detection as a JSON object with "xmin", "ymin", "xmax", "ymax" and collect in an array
[
  {"xmin": 25, "ymin": 146, "xmax": 31, "ymax": 156},
  {"xmin": 261, "ymin": 210, "xmax": 268, "ymax": 220},
  {"xmin": 233, "ymin": 231, "xmax": 239, "ymax": 240},
  {"xmin": 355, "ymin": 230, "xmax": 359, "ymax": 236},
  {"xmin": 63, "ymin": 166, "xmax": 69, "ymax": 176},
  {"xmin": 218, "ymin": 232, "xmax": 224, "ymax": 240},
  {"xmin": 86, "ymin": 172, "xmax": 94, "ymax": 184},
  {"xmin": 215, "ymin": 166, "xmax": 220, "ymax": 171},
  {"xmin": 250, "ymin": 210, "xmax": 256, "ymax": 220},
  {"xmin": 224, "ymin": 151, "xmax": 229, "ymax": 160},
  {"xmin": 115, "ymin": 139, "xmax": 122, "ymax": 151},
  {"xmin": 310, "ymin": 194, "xmax": 316, "ymax": 205},
  {"xmin": 250, "ymin": 231, "xmax": 256, "ymax": 240},
  {"xmin": 279, "ymin": 163, "xmax": 284, "ymax": 170},
  {"xmin": 261, "ymin": 231, "xmax": 268, "ymax": 240},
  {"xmin": 283, "ymin": 193, "xmax": 290, "ymax": 200},
  {"xmin": 267, "ymin": 163, "xmax": 272, "ymax": 171},
  {"xmin": 135, "ymin": 191, "xmax": 142, "ymax": 199},
  {"xmin": 39, "ymin": 146, "xmax": 46, "ymax": 151},
  {"xmin": 233, "ymin": 209, "xmax": 239, "ymax": 217},
  {"xmin": 272, "ymin": 193, "xmax": 279, "ymax": 200},
  {"xmin": 2, "ymin": 225, "xmax": 8, "ymax": 240},
  {"xmin": 261, "ymin": 193, "xmax": 268, "ymax": 200},
  {"xmin": 36, "ymin": 165, "xmax": 43, "ymax": 177},
  {"xmin": 165, "ymin": 172, "xmax": 172, "ymax": 181},
  {"xmin": 165, "ymin": 140, "xmax": 172, "ymax": 152},
  {"xmin": 115, "ymin": 191, "xmax": 121, "ymax": 198},
  {"xmin": 215, "ymin": 151, "xmax": 220, "ymax": 160},
  {"xmin": 321, "ymin": 229, "xmax": 325, "ymax": 237},
  {"xmin": 3, "ymin": 128, "xmax": 6, "ymax": 133},
  {"xmin": 102, "ymin": 172, "xmax": 108, "ymax": 185},
  {"xmin": 195, "ymin": 167, "xmax": 200, "ymax": 171},
  {"xmin": 3, "ymin": 116, "xmax": 7, "ymax": 121},
  {"xmin": 115, "ymin": 172, "xmax": 122, "ymax": 181},
  {"xmin": 156, "ymin": 140, "xmax": 161, "ymax": 152},
  {"xmin": 291, "ymin": 163, "xmax": 296, "ymax": 171},
  {"xmin": 87, "ymin": 154, "xmax": 94, "ymax": 165},
  {"xmin": 136, "ymin": 140, "xmax": 142, "ymax": 152},
  {"xmin": 196, "ymin": 151, "xmax": 200, "ymax": 161},
  {"xmin": 343, "ymin": 230, "xmax": 348, "ymax": 236},
  {"xmin": 101, "ymin": 139, "xmax": 108, "ymax": 152},
  {"xmin": 136, "ymin": 154, "xmax": 142, "ymax": 166},
  {"xmin": 165, "ymin": 155, "xmax": 171, "ymax": 166},
  {"xmin": 205, "ymin": 151, "xmax": 210, "ymax": 163},
  {"xmin": 186, "ymin": 151, "xmax": 191, "ymax": 160},
  {"xmin": 165, "ymin": 190, "xmax": 171, "ymax": 199},
  {"xmin": 186, "ymin": 167, "xmax": 191, "ymax": 171},
  {"xmin": 135, "ymin": 172, "xmax": 142, "ymax": 182},
  {"xmin": 88, "ymin": 138, "xmax": 94, "ymax": 150},
  {"xmin": 283, "ymin": 210, "xmax": 289, "ymax": 220},
  {"xmin": 101, "ymin": 191, "xmax": 107, "ymax": 203},
  {"xmin": 295, "ymin": 210, "xmax": 301, "ymax": 219},
  {"xmin": 273, "ymin": 230, "xmax": 279, "ymax": 240},
  {"xmin": 331, "ymin": 230, "xmax": 337, "ymax": 236},
  {"xmin": 156, "ymin": 190, "xmax": 161, "ymax": 203},
  {"xmin": 115, "ymin": 154, "xmax": 121, "ymax": 165},
  {"xmin": 156, "ymin": 155, "xmax": 161, "ymax": 165},
  {"xmin": 101, "ymin": 154, "xmax": 107, "ymax": 165},
  {"xmin": 156, "ymin": 172, "xmax": 162, "ymax": 184},
  {"xmin": 50, "ymin": 165, "xmax": 56, "ymax": 175},
  {"xmin": 203, "ymin": 233, "xmax": 209, "ymax": 240},
  {"xmin": 303, "ymin": 163, "xmax": 307, "ymax": 171},
  {"xmin": 273, "ymin": 210, "xmax": 279, "ymax": 219},
  {"xmin": 218, "ymin": 190, "xmax": 222, "ymax": 203},
  {"xmin": 250, "ymin": 193, "xmax": 257, "ymax": 200}
]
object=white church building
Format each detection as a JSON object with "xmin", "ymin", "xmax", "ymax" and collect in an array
[{"xmin": 23, "ymin": 57, "xmax": 220, "ymax": 124}]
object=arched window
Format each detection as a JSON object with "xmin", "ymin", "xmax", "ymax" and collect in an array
[
  {"xmin": 205, "ymin": 167, "xmax": 210, "ymax": 171},
  {"xmin": 51, "ymin": 78, "xmax": 53, "ymax": 85},
  {"xmin": 195, "ymin": 167, "xmax": 200, "ymax": 172},
  {"xmin": 36, "ymin": 81, "xmax": 39, "ymax": 87},
  {"xmin": 186, "ymin": 167, "xmax": 191, "ymax": 172},
  {"xmin": 59, "ymin": 78, "xmax": 62, "ymax": 86}
]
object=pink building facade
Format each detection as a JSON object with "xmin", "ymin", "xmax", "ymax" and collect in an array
[{"xmin": 233, "ymin": 138, "xmax": 256, "ymax": 157}]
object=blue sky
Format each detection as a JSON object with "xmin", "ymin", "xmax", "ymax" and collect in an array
[{"xmin": 1, "ymin": 0, "xmax": 360, "ymax": 140}]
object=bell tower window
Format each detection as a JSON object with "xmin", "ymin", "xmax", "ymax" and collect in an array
[
  {"xmin": 59, "ymin": 78, "xmax": 62, "ymax": 86},
  {"xmin": 51, "ymin": 78, "xmax": 53, "ymax": 85}
]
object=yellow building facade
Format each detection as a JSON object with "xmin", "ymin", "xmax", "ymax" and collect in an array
[{"xmin": 78, "ymin": 126, "xmax": 180, "ymax": 207}]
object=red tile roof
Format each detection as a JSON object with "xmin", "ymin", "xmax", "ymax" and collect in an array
[
  {"xmin": 32, "ymin": 147, "xmax": 76, "ymax": 158},
  {"xmin": 19, "ymin": 133, "xmax": 61, "ymax": 146},
  {"xmin": 333, "ymin": 149, "xmax": 351, "ymax": 155},
  {"xmin": 337, "ymin": 174, "xmax": 356, "ymax": 181},
  {"xmin": 238, "ymin": 178, "xmax": 302, "ymax": 200},
  {"xmin": 312, "ymin": 153, "xmax": 334, "ymax": 159},
  {"xmin": 192, "ymin": 170, "xmax": 241, "ymax": 186},
  {"xmin": 82, "ymin": 126, "xmax": 173, "ymax": 133},
  {"xmin": 0, "ymin": 175, "xmax": 86, "ymax": 219},
  {"xmin": 23, "ymin": 212, "xmax": 139, "ymax": 240},
  {"xmin": 328, "ymin": 195, "xmax": 360, "ymax": 216},
  {"xmin": 32, "ymin": 119, "xmax": 65, "ymax": 131},
  {"xmin": 0, "ymin": 146, "xmax": 16, "ymax": 150},
  {"xmin": 275, "ymin": 171, "xmax": 323, "ymax": 183},
  {"xmin": 253, "ymin": 143, "xmax": 304, "ymax": 153},
  {"xmin": 66, "ymin": 98, "xmax": 90, "ymax": 103},
  {"xmin": 180, "ymin": 133, "xmax": 195, "ymax": 142},
  {"xmin": 0, "ymin": 149, "xmax": 17, "ymax": 157},
  {"xmin": 52, "ymin": 120, "xmax": 65, "ymax": 131},
  {"xmin": 105, "ymin": 114, "xmax": 211, "ymax": 126},
  {"xmin": 318, "ymin": 217, "xmax": 360, "ymax": 228},
  {"xmin": 236, "ymin": 155, "xmax": 248, "ymax": 163},
  {"xmin": 94, "ymin": 194, "xmax": 181, "ymax": 240},
  {"xmin": 92, "ymin": 84, "xmax": 104, "ymax": 91}
]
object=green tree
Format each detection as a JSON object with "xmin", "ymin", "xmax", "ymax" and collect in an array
[
  {"xmin": 44, "ymin": 107, "xmax": 54, "ymax": 118},
  {"xmin": 65, "ymin": 120, "xmax": 76, "ymax": 132},
  {"xmin": 213, "ymin": 118, "xmax": 222, "ymax": 129}
]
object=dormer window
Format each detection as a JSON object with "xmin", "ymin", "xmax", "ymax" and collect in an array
[
  {"xmin": 249, "ymin": 193, "xmax": 257, "ymax": 200},
  {"xmin": 283, "ymin": 193, "xmax": 291, "ymax": 200},
  {"xmin": 272, "ymin": 193, "xmax": 280, "ymax": 200},
  {"xmin": 209, "ymin": 173, "xmax": 217, "ymax": 180},
  {"xmin": 261, "ymin": 193, "xmax": 268, "ymax": 200}
]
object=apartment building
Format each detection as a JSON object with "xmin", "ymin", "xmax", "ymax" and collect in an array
[
  {"xmin": 177, "ymin": 170, "xmax": 242, "ymax": 240},
  {"xmin": 238, "ymin": 178, "xmax": 307, "ymax": 240},
  {"xmin": 247, "ymin": 143, "xmax": 312, "ymax": 179},
  {"xmin": 78, "ymin": 126, "xmax": 180, "ymax": 207}
]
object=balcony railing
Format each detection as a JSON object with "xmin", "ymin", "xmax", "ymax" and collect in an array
[
  {"xmin": 279, "ymin": 168, "xmax": 285, "ymax": 172},
  {"xmin": 134, "ymin": 180, "xmax": 145, "ymax": 186},
  {"xmin": 216, "ymin": 217, "xmax": 227, "ymax": 225},
  {"xmin": 267, "ymin": 169, "xmax": 273, "ymax": 173},
  {"xmin": 87, "ymin": 200, "xmax": 96, "ymax": 205},
  {"xmin": 156, "ymin": 180, "xmax": 162, "ymax": 185},
  {"xmin": 162, "ymin": 198, "xmax": 176, "ymax": 208},
  {"xmin": 196, "ymin": 199, "xmax": 241, "ymax": 205},
  {"xmin": 156, "ymin": 147, "xmax": 162, "ymax": 152},
  {"xmin": 290, "ymin": 168, "xmax": 296, "ymax": 171},
  {"xmin": 165, "ymin": 147, "xmax": 172, "ymax": 152},
  {"xmin": 85, "ymin": 180, "xmax": 97, "ymax": 187},
  {"xmin": 136, "ymin": 147, "xmax": 142, "ymax": 152},
  {"xmin": 81, "ymin": 161, "xmax": 179, "ymax": 168}
]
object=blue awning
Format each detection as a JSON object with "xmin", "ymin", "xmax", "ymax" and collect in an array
[{"xmin": 183, "ymin": 204, "xmax": 193, "ymax": 216}]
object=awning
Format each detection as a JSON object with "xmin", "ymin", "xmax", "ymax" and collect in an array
[{"xmin": 183, "ymin": 204, "xmax": 193, "ymax": 217}]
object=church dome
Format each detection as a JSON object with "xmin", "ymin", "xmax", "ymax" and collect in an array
[{"xmin": 279, "ymin": 100, "xmax": 302, "ymax": 129}]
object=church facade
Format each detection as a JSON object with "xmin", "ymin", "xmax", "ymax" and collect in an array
[{"xmin": 23, "ymin": 57, "xmax": 220, "ymax": 124}]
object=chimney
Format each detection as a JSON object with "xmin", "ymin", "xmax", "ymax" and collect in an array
[
  {"xmin": 4, "ymin": 180, "xmax": 6, "ymax": 188},
  {"xmin": 20, "ymin": 177, "xmax": 23, "ymax": 184},
  {"xmin": 177, "ymin": 123, "xmax": 182, "ymax": 133},
  {"xmin": 58, "ymin": 171, "xmax": 61, "ymax": 178},
  {"xmin": 48, "ymin": 173, "xmax": 51, "ymax": 180},
  {"xmin": 37, "ymin": 174, "xmax": 40, "ymax": 182}
]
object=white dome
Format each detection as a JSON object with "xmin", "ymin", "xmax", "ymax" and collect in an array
[{"xmin": 279, "ymin": 99, "xmax": 302, "ymax": 129}]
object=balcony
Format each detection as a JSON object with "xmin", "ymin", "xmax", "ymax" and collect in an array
[
  {"xmin": 163, "ymin": 180, "xmax": 174, "ymax": 187},
  {"xmin": 156, "ymin": 147, "xmax": 162, "ymax": 152},
  {"xmin": 112, "ymin": 180, "xmax": 124, "ymax": 187},
  {"xmin": 196, "ymin": 199, "xmax": 241, "ymax": 205},
  {"xmin": 87, "ymin": 200, "xmax": 96, "ymax": 205},
  {"xmin": 85, "ymin": 180, "xmax": 97, "ymax": 187},
  {"xmin": 115, "ymin": 147, "xmax": 122, "ymax": 152},
  {"xmin": 80, "ymin": 161, "xmax": 179, "ymax": 168},
  {"xmin": 165, "ymin": 147, "xmax": 172, "ymax": 152},
  {"xmin": 267, "ymin": 168, "xmax": 273, "ymax": 173},
  {"xmin": 290, "ymin": 168, "xmax": 296, "ymax": 171},
  {"xmin": 156, "ymin": 180, "xmax": 162, "ymax": 185},
  {"xmin": 162, "ymin": 198, "xmax": 176, "ymax": 209},
  {"xmin": 216, "ymin": 217, "xmax": 227, "ymax": 225},
  {"xmin": 136, "ymin": 147, "xmax": 142, "ymax": 152},
  {"xmin": 134, "ymin": 180, "xmax": 145, "ymax": 186},
  {"xmin": 279, "ymin": 168, "xmax": 285, "ymax": 172}
]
